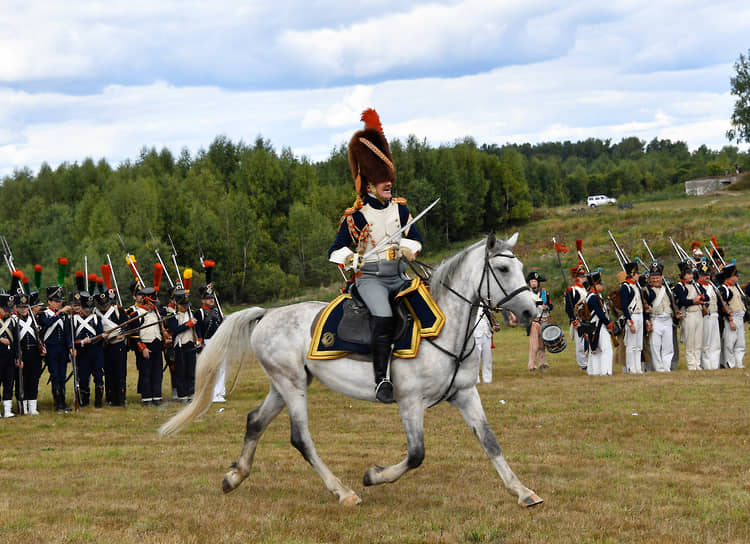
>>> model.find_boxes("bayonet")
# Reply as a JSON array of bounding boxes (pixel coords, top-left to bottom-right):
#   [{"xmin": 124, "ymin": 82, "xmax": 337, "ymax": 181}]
[{"xmin": 150, "ymin": 231, "xmax": 174, "ymax": 289}]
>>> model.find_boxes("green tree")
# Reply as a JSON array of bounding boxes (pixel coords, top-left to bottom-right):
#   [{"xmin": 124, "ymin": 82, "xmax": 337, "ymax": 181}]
[{"xmin": 727, "ymin": 49, "xmax": 750, "ymax": 146}]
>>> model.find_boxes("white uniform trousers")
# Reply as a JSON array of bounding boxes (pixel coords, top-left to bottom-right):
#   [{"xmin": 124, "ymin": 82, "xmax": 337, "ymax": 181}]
[
  {"xmin": 475, "ymin": 335, "xmax": 493, "ymax": 383},
  {"xmin": 571, "ymin": 326, "xmax": 587, "ymax": 370},
  {"xmin": 700, "ymin": 313, "xmax": 721, "ymax": 370},
  {"xmin": 587, "ymin": 331, "xmax": 613, "ymax": 376},
  {"xmin": 722, "ymin": 312, "xmax": 746, "ymax": 369},
  {"xmin": 204, "ymin": 338, "xmax": 227, "ymax": 400},
  {"xmin": 650, "ymin": 315, "xmax": 674, "ymax": 372},
  {"xmin": 682, "ymin": 310, "xmax": 703, "ymax": 370},
  {"xmin": 623, "ymin": 313, "xmax": 643, "ymax": 374}
]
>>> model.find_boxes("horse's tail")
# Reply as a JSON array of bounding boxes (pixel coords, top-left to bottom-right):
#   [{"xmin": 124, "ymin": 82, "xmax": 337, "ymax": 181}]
[{"xmin": 159, "ymin": 306, "xmax": 266, "ymax": 436}]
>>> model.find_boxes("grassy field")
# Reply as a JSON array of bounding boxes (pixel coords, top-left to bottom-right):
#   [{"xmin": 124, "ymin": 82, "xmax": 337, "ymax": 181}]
[
  {"xmin": 1, "ymin": 324, "xmax": 748, "ymax": 544},
  {"xmin": 2, "ymin": 190, "xmax": 750, "ymax": 543}
]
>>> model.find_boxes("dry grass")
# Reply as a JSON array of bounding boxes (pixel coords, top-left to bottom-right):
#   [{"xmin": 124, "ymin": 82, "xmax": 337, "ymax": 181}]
[{"xmin": 1, "ymin": 325, "xmax": 749, "ymax": 544}]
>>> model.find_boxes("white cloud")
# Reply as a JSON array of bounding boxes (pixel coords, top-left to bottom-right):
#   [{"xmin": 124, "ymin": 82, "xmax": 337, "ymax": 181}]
[{"xmin": 0, "ymin": 0, "xmax": 746, "ymax": 177}]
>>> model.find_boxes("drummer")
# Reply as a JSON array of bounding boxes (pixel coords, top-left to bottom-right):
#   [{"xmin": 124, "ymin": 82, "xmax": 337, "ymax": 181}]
[{"xmin": 527, "ymin": 269, "xmax": 553, "ymax": 371}]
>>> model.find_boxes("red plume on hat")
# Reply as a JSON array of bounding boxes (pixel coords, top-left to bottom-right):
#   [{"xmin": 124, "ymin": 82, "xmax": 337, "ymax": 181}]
[
  {"xmin": 101, "ymin": 264, "xmax": 113, "ymax": 290},
  {"xmin": 11, "ymin": 269, "xmax": 24, "ymax": 294},
  {"xmin": 75, "ymin": 270, "xmax": 86, "ymax": 292},
  {"xmin": 203, "ymin": 259, "xmax": 215, "ymax": 286},
  {"xmin": 153, "ymin": 262, "xmax": 164, "ymax": 292},
  {"xmin": 575, "ymin": 238, "xmax": 583, "ymax": 253},
  {"xmin": 348, "ymin": 108, "xmax": 394, "ymax": 198}
]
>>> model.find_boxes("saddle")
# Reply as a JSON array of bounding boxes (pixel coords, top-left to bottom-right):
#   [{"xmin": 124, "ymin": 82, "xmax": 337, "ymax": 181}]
[
  {"xmin": 308, "ymin": 278, "xmax": 445, "ymax": 360},
  {"xmin": 336, "ymin": 283, "xmax": 411, "ymax": 346}
]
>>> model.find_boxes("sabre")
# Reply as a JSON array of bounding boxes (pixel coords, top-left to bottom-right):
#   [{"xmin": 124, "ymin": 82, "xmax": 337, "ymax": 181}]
[{"xmin": 360, "ymin": 197, "xmax": 440, "ymax": 262}]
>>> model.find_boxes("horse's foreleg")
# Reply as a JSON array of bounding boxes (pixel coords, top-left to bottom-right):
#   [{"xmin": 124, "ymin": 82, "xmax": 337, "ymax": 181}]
[
  {"xmin": 450, "ymin": 387, "xmax": 543, "ymax": 508},
  {"xmin": 363, "ymin": 397, "xmax": 425, "ymax": 486},
  {"xmin": 284, "ymin": 388, "xmax": 362, "ymax": 505},
  {"xmin": 222, "ymin": 386, "xmax": 285, "ymax": 493}
]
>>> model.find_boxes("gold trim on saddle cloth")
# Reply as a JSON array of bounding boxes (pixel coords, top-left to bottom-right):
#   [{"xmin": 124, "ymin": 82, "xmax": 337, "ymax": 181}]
[{"xmin": 307, "ymin": 278, "xmax": 446, "ymax": 361}]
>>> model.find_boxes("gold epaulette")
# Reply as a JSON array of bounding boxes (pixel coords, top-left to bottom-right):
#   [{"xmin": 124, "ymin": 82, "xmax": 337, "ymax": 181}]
[{"xmin": 393, "ymin": 197, "xmax": 407, "ymax": 204}]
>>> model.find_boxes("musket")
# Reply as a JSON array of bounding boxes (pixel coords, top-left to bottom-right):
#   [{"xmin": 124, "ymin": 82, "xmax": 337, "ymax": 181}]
[
  {"xmin": 168, "ymin": 234, "xmax": 199, "ymax": 344},
  {"xmin": 1, "ymin": 236, "xmax": 16, "ymax": 274},
  {"xmin": 82, "ymin": 312, "xmax": 147, "ymax": 345},
  {"xmin": 607, "ymin": 230, "xmax": 629, "ymax": 271},
  {"xmin": 84, "ymin": 256, "xmax": 88, "ymax": 285},
  {"xmin": 15, "ymin": 316, "xmax": 25, "ymax": 414},
  {"xmin": 642, "ymin": 239, "xmax": 657, "ymax": 263},
  {"xmin": 150, "ymin": 231, "xmax": 174, "ymax": 289},
  {"xmin": 360, "ymin": 197, "xmax": 440, "ymax": 262},
  {"xmin": 709, "ymin": 237, "xmax": 727, "ymax": 267},
  {"xmin": 196, "ymin": 236, "xmax": 224, "ymax": 319},
  {"xmin": 69, "ymin": 312, "xmax": 80, "ymax": 412},
  {"xmin": 167, "ymin": 234, "xmax": 184, "ymax": 288},
  {"xmin": 106, "ymin": 254, "xmax": 124, "ymax": 307},
  {"xmin": 117, "ymin": 234, "xmax": 145, "ymax": 289}
]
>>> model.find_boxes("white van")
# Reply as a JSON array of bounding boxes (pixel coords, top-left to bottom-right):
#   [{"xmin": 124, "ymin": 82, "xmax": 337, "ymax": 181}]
[{"xmin": 587, "ymin": 195, "xmax": 617, "ymax": 207}]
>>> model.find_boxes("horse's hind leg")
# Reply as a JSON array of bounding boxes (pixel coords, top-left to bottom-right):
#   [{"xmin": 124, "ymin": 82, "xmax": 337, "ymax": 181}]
[
  {"xmin": 450, "ymin": 387, "xmax": 543, "ymax": 508},
  {"xmin": 222, "ymin": 385, "xmax": 285, "ymax": 493},
  {"xmin": 363, "ymin": 396, "xmax": 425, "ymax": 486}
]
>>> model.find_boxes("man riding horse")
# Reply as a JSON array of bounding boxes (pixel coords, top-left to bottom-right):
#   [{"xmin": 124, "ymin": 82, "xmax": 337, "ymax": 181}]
[{"xmin": 328, "ymin": 109, "xmax": 423, "ymax": 404}]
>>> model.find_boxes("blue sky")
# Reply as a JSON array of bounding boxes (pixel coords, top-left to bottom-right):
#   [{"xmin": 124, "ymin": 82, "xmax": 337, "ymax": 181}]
[{"xmin": 1, "ymin": 0, "xmax": 748, "ymax": 177}]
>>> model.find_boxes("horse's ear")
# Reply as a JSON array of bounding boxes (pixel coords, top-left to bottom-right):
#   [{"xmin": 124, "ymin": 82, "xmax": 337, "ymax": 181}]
[
  {"xmin": 486, "ymin": 233, "xmax": 497, "ymax": 251},
  {"xmin": 507, "ymin": 232, "xmax": 519, "ymax": 248}
]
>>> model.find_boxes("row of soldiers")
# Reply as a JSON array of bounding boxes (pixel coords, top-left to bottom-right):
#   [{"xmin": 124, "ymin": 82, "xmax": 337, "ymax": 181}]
[
  {"xmin": 564, "ymin": 239, "xmax": 748, "ymax": 375},
  {"xmin": 0, "ymin": 257, "xmax": 224, "ymax": 417}
]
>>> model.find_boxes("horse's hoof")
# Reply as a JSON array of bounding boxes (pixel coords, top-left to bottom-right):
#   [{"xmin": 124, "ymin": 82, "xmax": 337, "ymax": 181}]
[
  {"xmin": 363, "ymin": 465, "xmax": 385, "ymax": 487},
  {"xmin": 340, "ymin": 494, "xmax": 362, "ymax": 506},
  {"xmin": 222, "ymin": 476, "xmax": 237, "ymax": 494},
  {"xmin": 520, "ymin": 493, "xmax": 543, "ymax": 507}
]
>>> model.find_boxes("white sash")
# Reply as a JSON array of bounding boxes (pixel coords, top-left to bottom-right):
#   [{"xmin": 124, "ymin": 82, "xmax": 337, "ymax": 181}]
[{"xmin": 18, "ymin": 315, "xmax": 36, "ymax": 341}]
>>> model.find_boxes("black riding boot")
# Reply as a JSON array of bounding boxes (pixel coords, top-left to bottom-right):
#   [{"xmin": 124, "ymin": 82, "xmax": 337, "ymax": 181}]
[
  {"xmin": 95, "ymin": 386, "xmax": 104, "ymax": 408},
  {"xmin": 80, "ymin": 389, "xmax": 90, "ymax": 407},
  {"xmin": 371, "ymin": 316, "xmax": 395, "ymax": 404}
]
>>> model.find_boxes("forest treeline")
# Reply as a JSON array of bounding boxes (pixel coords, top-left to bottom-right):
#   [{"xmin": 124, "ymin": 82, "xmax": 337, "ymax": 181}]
[{"xmin": 0, "ymin": 134, "xmax": 747, "ymax": 303}]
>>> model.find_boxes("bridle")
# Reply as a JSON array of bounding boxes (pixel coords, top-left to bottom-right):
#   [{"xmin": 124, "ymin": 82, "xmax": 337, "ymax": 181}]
[{"xmin": 425, "ymin": 245, "xmax": 530, "ymax": 406}]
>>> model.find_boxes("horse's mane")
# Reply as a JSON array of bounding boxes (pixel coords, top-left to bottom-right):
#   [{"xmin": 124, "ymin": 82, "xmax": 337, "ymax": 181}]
[{"xmin": 429, "ymin": 238, "xmax": 486, "ymax": 301}]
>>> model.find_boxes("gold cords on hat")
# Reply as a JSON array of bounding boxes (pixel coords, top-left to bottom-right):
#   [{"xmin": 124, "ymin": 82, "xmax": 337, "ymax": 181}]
[{"xmin": 358, "ymin": 137, "xmax": 394, "ymax": 171}]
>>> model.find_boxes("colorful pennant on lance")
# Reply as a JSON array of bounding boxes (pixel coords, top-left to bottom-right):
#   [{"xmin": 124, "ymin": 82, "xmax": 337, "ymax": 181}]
[{"xmin": 554, "ymin": 241, "xmax": 569, "ymax": 253}]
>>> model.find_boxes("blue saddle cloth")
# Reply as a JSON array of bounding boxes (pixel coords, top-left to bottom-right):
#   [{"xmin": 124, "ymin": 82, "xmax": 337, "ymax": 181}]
[{"xmin": 308, "ymin": 278, "xmax": 445, "ymax": 360}]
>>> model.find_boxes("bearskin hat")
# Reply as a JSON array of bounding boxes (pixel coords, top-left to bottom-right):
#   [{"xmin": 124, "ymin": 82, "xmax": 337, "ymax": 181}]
[{"xmin": 348, "ymin": 108, "xmax": 395, "ymax": 197}]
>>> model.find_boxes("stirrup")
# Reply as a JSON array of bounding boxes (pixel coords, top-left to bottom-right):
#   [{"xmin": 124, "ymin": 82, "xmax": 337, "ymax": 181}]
[{"xmin": 374, "ymin": 379, "xmax": 395, "ymax": 404}]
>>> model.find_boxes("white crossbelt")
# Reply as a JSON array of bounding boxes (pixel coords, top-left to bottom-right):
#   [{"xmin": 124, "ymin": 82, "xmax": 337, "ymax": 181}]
[
  {"xmin": 18, "ymin": 316, "xmax": 36, "ymax": 340},
  {"xmin": 43, "ymin": 309, "xmax": 65, "ymax": 341},
  {"xmin": 75, "ymin": 314, "xmax": 98, "ymax": 337},
  {"xmin": 0, "ymin": 318, "xmax": 15, "ymax": 340}
]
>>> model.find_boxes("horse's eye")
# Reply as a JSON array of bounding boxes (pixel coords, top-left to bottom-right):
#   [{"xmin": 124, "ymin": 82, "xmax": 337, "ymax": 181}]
[{"xmin": 498, "ymin": 266, "xmax": 509, "ymax": 274}]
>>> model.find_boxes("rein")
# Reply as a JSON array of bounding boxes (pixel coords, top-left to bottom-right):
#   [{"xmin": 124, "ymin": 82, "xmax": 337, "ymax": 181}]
[{"xmin": 426, "ymin": 248, "xmax": 530, "ymax": 407}]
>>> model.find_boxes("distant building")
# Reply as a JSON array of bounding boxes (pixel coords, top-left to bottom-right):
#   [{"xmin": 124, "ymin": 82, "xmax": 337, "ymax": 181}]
[{"xmin": 684, "ymin": 175, "xmax": 737, "ymax": 196}]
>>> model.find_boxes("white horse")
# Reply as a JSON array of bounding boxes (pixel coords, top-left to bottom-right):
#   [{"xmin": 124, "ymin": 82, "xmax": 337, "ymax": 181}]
[{"xmin": 160, "ymin": 233, "xmax": 543, "ymax": 507}]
